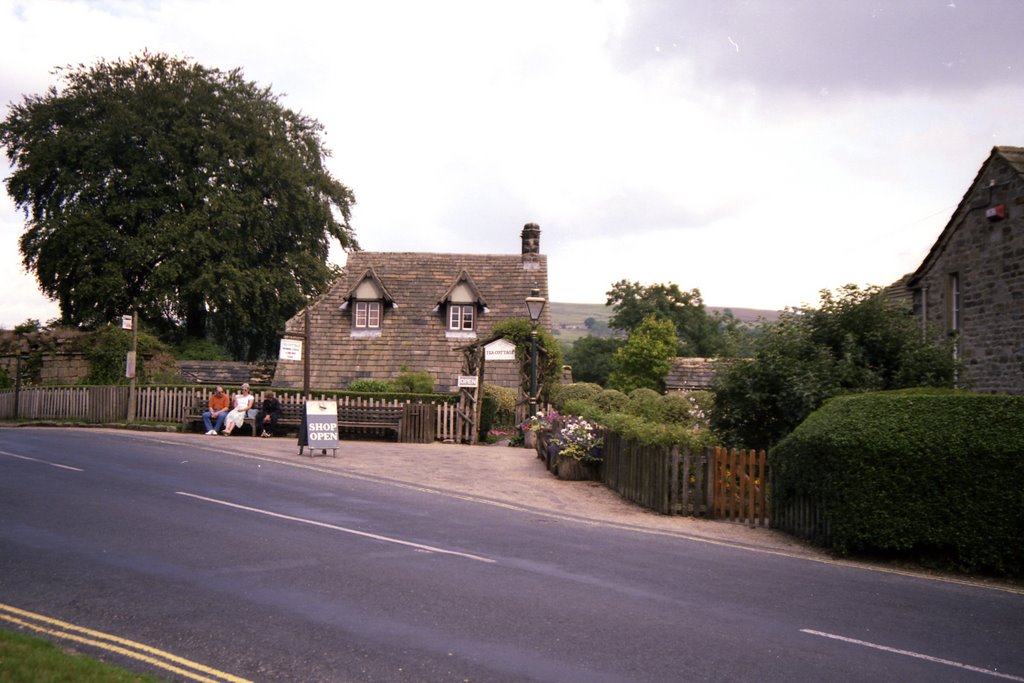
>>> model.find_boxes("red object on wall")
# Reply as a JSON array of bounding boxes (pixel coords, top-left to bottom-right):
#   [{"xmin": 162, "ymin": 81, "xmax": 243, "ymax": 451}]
[{"xmin": 985, "ymin": 204, "xmax": 1006, "ymax": 221}]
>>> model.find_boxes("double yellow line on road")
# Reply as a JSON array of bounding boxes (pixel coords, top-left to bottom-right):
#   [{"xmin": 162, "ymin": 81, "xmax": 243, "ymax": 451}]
[{"xmin": 0, "ymin": 603, "xmax": 250, "ymax": 683}]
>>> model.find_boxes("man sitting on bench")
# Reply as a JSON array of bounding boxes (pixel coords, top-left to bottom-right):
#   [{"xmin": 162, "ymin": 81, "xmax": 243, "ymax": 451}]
[
  {"xmin": 255, "ymin": 390, "xmax": 283, "ymax": 438},
  {"xmin": 202, "ymin": 386, "xmax": 230, "ymax": 435}
]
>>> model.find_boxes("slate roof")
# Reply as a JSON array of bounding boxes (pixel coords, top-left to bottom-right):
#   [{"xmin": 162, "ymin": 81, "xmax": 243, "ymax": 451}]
[
  {"xmin": 275, "ymin": 248, "xmax": 549, "ymax": 392},
  {"xmin": 665, "ymin": 357, "xmax": 728, "ymax": 393},
  {"xmin": 177, "ymin": 360, "xmax": 273, "ymax": 386}
]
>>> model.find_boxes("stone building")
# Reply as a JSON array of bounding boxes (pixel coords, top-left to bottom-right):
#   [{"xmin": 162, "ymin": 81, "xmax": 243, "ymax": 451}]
[
  {"xmin": 273, "ymin": 224, "xmax": 551, "ymax": 392},
  {"xmin": 904, "ymin": 146, "xmax": 1024, "ymax": 394}
]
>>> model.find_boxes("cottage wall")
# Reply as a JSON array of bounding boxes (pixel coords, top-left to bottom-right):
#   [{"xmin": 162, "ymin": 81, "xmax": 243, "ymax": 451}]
[
  {"xmin": 912, "ymin": 152, "xmax": 1024, "ymax": 394},
  {"xmin": 274, "ymin": 229, "xmax": 550, "ymax": 393}
]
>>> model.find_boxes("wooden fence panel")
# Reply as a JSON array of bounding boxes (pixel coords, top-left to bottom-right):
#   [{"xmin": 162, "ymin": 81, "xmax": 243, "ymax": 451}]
[
  {"xmin": 710, "ymin": 446, "xmax": 769, "ymax": 527},
  {"xmin": 401, "ymin": 403, "xmax": 435, "ymax": 443},
  {"xmin": 88, "ymin": 386, "xmax": 127, "ymax": 423}
]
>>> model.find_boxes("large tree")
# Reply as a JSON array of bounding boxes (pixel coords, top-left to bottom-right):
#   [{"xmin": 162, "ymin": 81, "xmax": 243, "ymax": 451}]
[
  {"xmin": 605, "ymin": 280, "xmax": 745, "ymax": 357},
  {"xmin": 0, "ymin": 52, "xmax": 356, "ymax": 359}
]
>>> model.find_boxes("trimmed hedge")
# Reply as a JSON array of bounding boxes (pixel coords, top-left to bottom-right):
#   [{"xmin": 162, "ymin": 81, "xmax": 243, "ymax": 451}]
[{"xmin": 771, "ymin": 390, "xmax": 1024, "ymax": 576}]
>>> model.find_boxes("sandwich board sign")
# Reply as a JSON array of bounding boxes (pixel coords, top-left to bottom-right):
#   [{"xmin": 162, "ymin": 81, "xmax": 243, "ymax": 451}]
[{"xmin": 298, "ymin": 399, "xmax": 338, "ymax": 456}]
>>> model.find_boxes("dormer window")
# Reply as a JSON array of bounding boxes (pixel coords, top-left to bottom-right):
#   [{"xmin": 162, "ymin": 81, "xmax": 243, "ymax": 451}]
[
  {"xmin": 448, "ymin": 304, "xmax": 475, "ymax": 331},
  {"xmin": 437, "ymin": 269, "xmax": 487, "ymax": 339},
  {"xmin": 341, "ymin": 268, "xmax": 395, "ymax": 338}
]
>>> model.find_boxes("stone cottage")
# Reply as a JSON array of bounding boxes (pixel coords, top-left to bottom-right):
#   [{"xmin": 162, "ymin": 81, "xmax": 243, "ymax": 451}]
[
  {"xmin": 273, "ymin": 224, "xmax": 551, "ymax": 392},
  {"xmin": 904, "ymin": 146, "xmax": 1024, "ymax": 394}
]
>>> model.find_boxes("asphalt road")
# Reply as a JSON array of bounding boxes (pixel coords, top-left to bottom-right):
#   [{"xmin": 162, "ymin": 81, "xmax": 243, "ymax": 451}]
[{"xmin": 1, "ymin": 428, "xmax": 1022, "ymax": 682}]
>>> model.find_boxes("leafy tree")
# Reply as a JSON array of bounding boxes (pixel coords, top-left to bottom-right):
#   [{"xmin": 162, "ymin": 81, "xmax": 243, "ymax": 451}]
[
  {"xmin": 564, "ymin": 335, "xmax": 622, "ymax": 386},
  {"xmin": 608, "ymin": 315, "xmax": 678, "ymax": 393},
  {"xmin": 709, "ymin": 284, "xmax": 956, "ymax": 449},
  {"xmin": 0, "ymin": 52, "xmax": 356, "ymax": 360},
  {"xmin": 605, "ymin": 280, "xmax": 745, "ymax": 356},
  {"xmin": 12, "ymin": 319, "xmax": 42, "ymax": 334}
]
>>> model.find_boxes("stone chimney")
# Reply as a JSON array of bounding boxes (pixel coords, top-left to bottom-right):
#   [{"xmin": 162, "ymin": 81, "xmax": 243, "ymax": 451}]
[{"xmin": 521, "ymin": 223, "xmax": 541, "ymax": 255}]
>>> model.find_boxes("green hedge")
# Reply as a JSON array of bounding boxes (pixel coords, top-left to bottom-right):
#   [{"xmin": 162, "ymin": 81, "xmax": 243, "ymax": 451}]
[{"xmin": 771, "ymin": 390, "xmax": 1024, "ymax": 576}]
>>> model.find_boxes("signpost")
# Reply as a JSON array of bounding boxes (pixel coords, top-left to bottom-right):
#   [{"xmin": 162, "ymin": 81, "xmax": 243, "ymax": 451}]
[
  {"xmin": 279, "ymin": 338, "xmax": 303, "ymax": 361},
  {"xmin": 298, "ymin": 399, "xmax": 338, "ymax": 457},
  {"xmin": 125, "ymin": 311, "xmax": 138, "ymax": 422},
  {"xmin": 457, "ymin": 375, "xmax": 479, "ymax": 388}
]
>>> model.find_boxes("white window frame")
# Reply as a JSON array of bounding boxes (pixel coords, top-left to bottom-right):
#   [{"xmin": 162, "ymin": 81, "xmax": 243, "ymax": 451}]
[
  {"xmin": 448, "ymin": 303, "xmax": 475, "ymax": 331},
  {"xmin": 355, "ymin": 301, "xmax": 381, "ymax": 329}
]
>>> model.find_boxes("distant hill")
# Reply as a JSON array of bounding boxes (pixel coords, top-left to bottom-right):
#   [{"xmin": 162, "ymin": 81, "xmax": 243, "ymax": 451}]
[{"xmin": 548, "ymin": 302, "xmax": 780, "ymax": 343}]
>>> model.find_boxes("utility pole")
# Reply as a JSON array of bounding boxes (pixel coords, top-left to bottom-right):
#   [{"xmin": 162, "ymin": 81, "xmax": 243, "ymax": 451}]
[
  {"xmin": 126, "ymin": 310, "xmax": 138, "ymax": 422},
  {"xmin": 303, "ymin": 306, "xmax": 311, "ymax": 398}
]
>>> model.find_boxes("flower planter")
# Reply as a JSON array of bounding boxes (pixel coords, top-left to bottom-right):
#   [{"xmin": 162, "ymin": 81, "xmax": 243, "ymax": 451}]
[{"xmin": 555, "ymin": 454, "xmax": 600, "ymax": 481}]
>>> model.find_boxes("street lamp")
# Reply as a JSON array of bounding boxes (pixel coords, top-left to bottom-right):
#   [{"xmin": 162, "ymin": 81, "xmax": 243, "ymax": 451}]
[{"xmin": 525, "ymin": 287, "xmax": 546, "ymax": 419}]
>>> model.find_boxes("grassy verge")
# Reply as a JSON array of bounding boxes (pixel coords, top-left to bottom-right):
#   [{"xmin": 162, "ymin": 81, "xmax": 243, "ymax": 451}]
[{"xmin": 0, "ymin": 629, "xmax": 165, "ymax": 681}]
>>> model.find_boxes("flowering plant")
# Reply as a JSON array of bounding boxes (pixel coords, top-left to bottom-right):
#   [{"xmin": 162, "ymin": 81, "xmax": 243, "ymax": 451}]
[
  {"xmin": 551, "ymin": 415, "xmax": 602, "ymax": 462},
  {"xmin": 521, "ymin": 409, "xmax": 561, "ymax": 433}
]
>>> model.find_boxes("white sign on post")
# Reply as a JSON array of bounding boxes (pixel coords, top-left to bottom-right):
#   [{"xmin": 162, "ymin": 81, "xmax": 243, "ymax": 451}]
[
  {"xmin": 279, "ymin": 338, "xmax": 303, "ymax": 361},
  {"xmin": 458, "ymin": 375, "xmax": 479, "ymax": 388},
  {"xmin": 484, "ymin": 338, "xmax": 516, "ymax": 361},
  {"xmin": 121, "ymin": 315, "xmax": 133, "ymax": 330}
]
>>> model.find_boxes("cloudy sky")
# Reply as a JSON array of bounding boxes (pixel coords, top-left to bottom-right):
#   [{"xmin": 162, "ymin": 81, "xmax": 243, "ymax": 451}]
[{"xmin": 2, "ymin": 0, "xmax": 1024, "ymax": 327}]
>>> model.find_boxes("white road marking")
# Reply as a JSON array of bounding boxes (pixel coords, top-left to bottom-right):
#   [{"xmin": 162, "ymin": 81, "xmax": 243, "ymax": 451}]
[
  {"xmin": 0, "ymin": 450, "xmax": 83, "ymax": 471},
  {"xmin": 801, "ymin": 629, "xmax": 1024, "ymax": 681},
  {"xmin": 176, "ymin": 491, "xmax": 495, "ymax": 564}
]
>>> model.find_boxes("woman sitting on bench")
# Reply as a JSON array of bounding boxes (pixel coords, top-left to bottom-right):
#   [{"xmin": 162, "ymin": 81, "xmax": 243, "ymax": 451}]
[{"xmin": 222, "ymin": 384, "xmax": 255, "ymax": 436}]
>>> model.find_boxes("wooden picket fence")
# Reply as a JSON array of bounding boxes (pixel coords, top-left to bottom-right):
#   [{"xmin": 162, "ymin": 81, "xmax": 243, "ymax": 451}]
[
  {"xmin": 0, "ymin": 385, "xmax": 467, "ymax": 443},
  {"xmin": 598, "ymin": 433, "xmax": 770, "ymax": 527}
]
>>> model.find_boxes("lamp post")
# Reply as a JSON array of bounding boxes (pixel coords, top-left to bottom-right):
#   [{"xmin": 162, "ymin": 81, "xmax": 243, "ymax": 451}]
[{"xmin": 525, "ymin": 287, "xmax": 546, "ymax": 420}]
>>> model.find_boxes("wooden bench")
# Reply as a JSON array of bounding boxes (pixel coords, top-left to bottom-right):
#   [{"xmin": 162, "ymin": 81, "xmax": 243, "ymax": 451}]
[
  {"xmin": 337, "ymin": 404, "xmax": 405, "ymax": 440},
  {"xmin": 182, "ymin": 395, "xmax": 303, "ymax": 436},
  {"xmin": 185, "ymin": 396, "xmax": 412, "ymax": 441}
]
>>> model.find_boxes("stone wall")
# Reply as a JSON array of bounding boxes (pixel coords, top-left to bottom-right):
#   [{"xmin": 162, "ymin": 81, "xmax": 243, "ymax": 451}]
[
  {"xmin": 912, "ymin": 153, "xmax": 1024, "ymax": 394},
  {"xmin": 40, "ymin": 352, "xmax": 90, "ymax": 384}
]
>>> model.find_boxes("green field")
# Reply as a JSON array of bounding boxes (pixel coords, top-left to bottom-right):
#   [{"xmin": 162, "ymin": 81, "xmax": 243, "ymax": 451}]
[{"xmin": 548, "ymin": 301, "xmax": 779, "ymax": 343}]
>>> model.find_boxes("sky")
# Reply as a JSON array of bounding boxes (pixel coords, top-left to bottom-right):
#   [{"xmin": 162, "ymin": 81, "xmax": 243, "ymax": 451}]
[{"xmin": 2, "ymin": 0, "xmax": 1024, "ymax": 328}]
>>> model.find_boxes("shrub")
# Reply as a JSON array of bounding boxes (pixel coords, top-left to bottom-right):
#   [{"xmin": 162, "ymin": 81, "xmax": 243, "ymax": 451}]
[
  {"xmin": 625, "ymin": 388, "xmax": 665, "ymax": 422},
  {"xmin": 347, "ymin": 379, "xmax": 392, "ymax": 393},
  {"xmin": 771, "ymin": 390, "xmax": 1024, "ymax": 576},
  {"xmin": 560, "ymin": 399, "xmax": 604, "ymax": 423},
  {"xmin": 551, "ymin": 382, "xmax": 602, "ymax": 410},
  {"xmin": 658, "ymin": 393, "xmax": 693, "ymax": 425},
  {"xmin": 478, "ymin": 395, "xmax": 497, "ymax": 441},
  {"xmin": 392, "ymin": 367, "xmax": 434, "ymax": 394},
  {"xmin": 484, "ymin": 384, "xmax": 517, "ymax": 428},
  {"xmin": 593, "ymin": 389, "xmax": 629, "ymax": 413},
  {"xmin": 81, "ymin": 324, "xmax": 174, "ymax": 385}
]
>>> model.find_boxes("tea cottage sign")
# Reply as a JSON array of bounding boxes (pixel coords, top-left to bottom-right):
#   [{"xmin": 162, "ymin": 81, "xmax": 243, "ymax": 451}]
[{"xmin": 484, "ymin": 338, "xmax": 516, "ymax": 361}]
